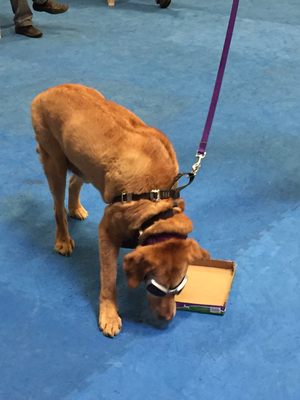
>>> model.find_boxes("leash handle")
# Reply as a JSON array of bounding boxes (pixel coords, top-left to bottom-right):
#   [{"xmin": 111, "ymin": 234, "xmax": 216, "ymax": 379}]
[{"xmin": 197, "ymin": 0, "xmax": 240, "ymax": 156}]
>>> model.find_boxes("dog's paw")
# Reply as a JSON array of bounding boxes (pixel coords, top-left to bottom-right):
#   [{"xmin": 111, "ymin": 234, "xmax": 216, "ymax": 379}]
[
  {"xmin": 54, "ymin": 237, "xmax": 75, "ymax": 256},
  {"xmin": 99, "ymin": 309, "xmax": 122, "ymax": 337},
  {"xmin": 69, "ymin": 205, "xmax": 88, "ymax": 220}
]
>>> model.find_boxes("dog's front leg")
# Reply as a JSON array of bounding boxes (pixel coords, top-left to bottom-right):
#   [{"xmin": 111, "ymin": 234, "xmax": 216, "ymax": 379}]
[{"xmin": 98, "ymin": 217, "xmax": 122, "ymax": 337}]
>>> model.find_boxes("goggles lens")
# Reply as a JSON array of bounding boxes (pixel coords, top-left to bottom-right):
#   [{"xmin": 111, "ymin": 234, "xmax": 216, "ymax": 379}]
[
  {"xmin": 146, "ymin": 276, "xmax": 187, "ymax": 297},
  {"xmin": 146, "ymin": 283, "xmax": 167, "ymax": 297}
]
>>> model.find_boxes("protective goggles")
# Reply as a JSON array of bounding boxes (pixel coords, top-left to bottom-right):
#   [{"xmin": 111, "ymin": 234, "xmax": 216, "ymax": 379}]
[{"xmin": 145, "ymin": 276, "xmax": 188, "ymax": 297}]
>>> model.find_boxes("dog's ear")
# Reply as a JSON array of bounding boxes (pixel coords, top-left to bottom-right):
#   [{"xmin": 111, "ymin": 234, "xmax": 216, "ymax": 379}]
[
  {"xmin": 123, "ymin": 249, "xmax": 151, "ymax": 288},
  {"xmin": 186, "ymin": 239, "xmax": 210, "ymax": 265}
]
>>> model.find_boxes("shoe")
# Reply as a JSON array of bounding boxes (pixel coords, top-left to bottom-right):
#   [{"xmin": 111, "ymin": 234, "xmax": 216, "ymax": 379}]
[
  {"xmin": 15, "ymin": 25, "xmax": 43, "ymax": 38},
  {"xmin": 156, "ymin": 0, "xmax": 171, "ymax": 8},
  {"xmin": 33, "ymin": 0, "xmax": 69, "ymax": 14}
]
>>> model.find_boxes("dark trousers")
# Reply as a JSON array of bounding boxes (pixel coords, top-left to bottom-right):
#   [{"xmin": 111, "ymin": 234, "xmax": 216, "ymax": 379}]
[{"xmin": 10, "ymin": 0, "xmax": 46, "ymax": 27}]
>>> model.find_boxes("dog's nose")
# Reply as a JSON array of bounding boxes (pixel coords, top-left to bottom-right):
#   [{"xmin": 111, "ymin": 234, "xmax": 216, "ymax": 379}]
[
  {"xmin": 158, "ymin": 312, "xmax": 174, "ymax": 321},
  {"xmin": 165, "ymin": 314, "xmax": 173, "ymax": 321},
  {"xmin": 157, "ymin": 303, "xmax": 177, "ymax": 321}
]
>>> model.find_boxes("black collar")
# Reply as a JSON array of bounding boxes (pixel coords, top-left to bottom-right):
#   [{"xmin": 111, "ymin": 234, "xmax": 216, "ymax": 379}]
[
  {"xmin": 121, "ymin": 209, "xmax": 176, "ymax": 249},
  {"xmin": 140, "ymin": 208, "xmax": 174, "ymax": 232},
  {"xmin": 140, "ymin": 232, "xmax": 187, "ymax": 247}
]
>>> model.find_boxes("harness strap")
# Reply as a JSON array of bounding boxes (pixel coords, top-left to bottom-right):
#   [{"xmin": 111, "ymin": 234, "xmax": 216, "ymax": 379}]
[
  {"xmin": 112, "ymin": 173, "xmax": 195, "ymax": 205},
  {"xmin": 111, "ymin": 188, "xmax": 180, "ymax": 204},
  {"xmin": 171, "ymin": 172, "xmax": 195, "ymax": 190}
]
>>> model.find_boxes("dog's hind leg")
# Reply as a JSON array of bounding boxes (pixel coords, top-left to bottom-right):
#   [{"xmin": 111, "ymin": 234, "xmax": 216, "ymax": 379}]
[
  {"xmin": 38, "ymin": 146, "xmax": 74, "ymax": 256},
  {"xmin": 68, "ymin": 174, "xmax": 88, "ymax": 220}
]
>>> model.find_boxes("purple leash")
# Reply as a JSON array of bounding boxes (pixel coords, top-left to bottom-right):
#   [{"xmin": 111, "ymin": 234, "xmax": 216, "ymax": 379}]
[
  {"xmin": 115, "ymin": 1, "xmax": 240, "ymax": 201},
  {"xmin": 191, "ymin": 0, "xmax": 240, "ymax": 176}
]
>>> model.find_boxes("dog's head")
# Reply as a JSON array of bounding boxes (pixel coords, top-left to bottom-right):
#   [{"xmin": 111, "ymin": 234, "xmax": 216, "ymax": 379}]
[{"xmin": 123, "ymin": 238, "xmax": 210, "ymax": 321}]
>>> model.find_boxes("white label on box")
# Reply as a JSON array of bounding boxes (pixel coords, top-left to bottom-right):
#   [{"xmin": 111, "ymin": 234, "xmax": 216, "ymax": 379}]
[{"xmin": 210, "ymin": 307, "xmax": 222, "ymax": 314}]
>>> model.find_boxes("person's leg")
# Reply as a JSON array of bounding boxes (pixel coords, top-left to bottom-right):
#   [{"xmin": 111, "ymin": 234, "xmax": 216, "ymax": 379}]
[
  {"xmin": 32, "ymin": 0, "xmax": 69, "ymax": 14},
  {"xmin": 10, "ymin": 0, "xmax": 33, "ymax": 27},
  {"xmin": 10, "ymin": 0, "xmax": 43, "ymax": 37}
]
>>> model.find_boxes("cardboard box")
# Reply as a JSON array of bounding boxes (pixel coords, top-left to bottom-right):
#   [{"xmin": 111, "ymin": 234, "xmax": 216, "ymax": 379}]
[{"xmin": 175, "ymin": 259, "xmax": 236, "ymax": 315}]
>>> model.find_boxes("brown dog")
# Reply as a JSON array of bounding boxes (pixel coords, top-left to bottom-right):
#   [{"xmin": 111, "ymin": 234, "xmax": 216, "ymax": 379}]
[{"xmin": 31, "ymin": 83, "xmax": 210, "ymax": 337}]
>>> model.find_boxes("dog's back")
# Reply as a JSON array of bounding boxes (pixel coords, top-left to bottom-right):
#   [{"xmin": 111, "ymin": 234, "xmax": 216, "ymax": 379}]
[{"xmin": 32, "ymin": 83, "xmax": 178, "ymax": 202}]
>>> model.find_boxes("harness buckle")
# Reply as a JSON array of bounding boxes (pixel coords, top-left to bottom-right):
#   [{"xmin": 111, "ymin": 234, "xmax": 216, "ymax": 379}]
[
  {"xmin": 191, "ymin": 153, "xmax": 206, "ymax": 176},
  {"xmin": 121, "ymin": 193, "xmax": 132, "ymax": 203},
  {"xmin": 149, "ymin": 189, "xmax": 160, "ymax": 201}
]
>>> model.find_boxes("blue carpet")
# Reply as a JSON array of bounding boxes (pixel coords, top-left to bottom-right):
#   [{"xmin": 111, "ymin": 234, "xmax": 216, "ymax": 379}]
[{"xmin": 0, "ymin": 1, "xmax": 299, "ymax": 399}]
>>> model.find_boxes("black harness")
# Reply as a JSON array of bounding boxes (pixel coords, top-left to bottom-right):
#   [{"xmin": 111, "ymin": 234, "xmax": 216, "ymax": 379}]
[
  {"xmin": 113, "ymin": 188, "xmax": 180, "ymax": 204},
  {"xmin": 114, "ymin": 174, "xmax": 194, "ymax": 249},
  {"xmin": 112, "ymin": 172, "xmax": 195, "ymax": 205}
]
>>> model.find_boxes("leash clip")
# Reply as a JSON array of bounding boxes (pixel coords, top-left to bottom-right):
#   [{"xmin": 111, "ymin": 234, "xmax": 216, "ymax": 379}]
[{"xmin": 191, "ymin": 153, "xmax": 206, "ymax": 176}]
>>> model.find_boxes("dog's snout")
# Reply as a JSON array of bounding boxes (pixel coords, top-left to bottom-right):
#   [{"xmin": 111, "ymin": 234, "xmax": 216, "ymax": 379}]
[
  {"xmin": 148, "ymin": 291, "xmax": 177, "ymax": 323},
  {"xmin": 159, "ymin": 313, "xmax": 173, "ymax": 321},
  {"xmin": 157, "ymin": 307, "xmax": 176, "ymax": 322}
]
